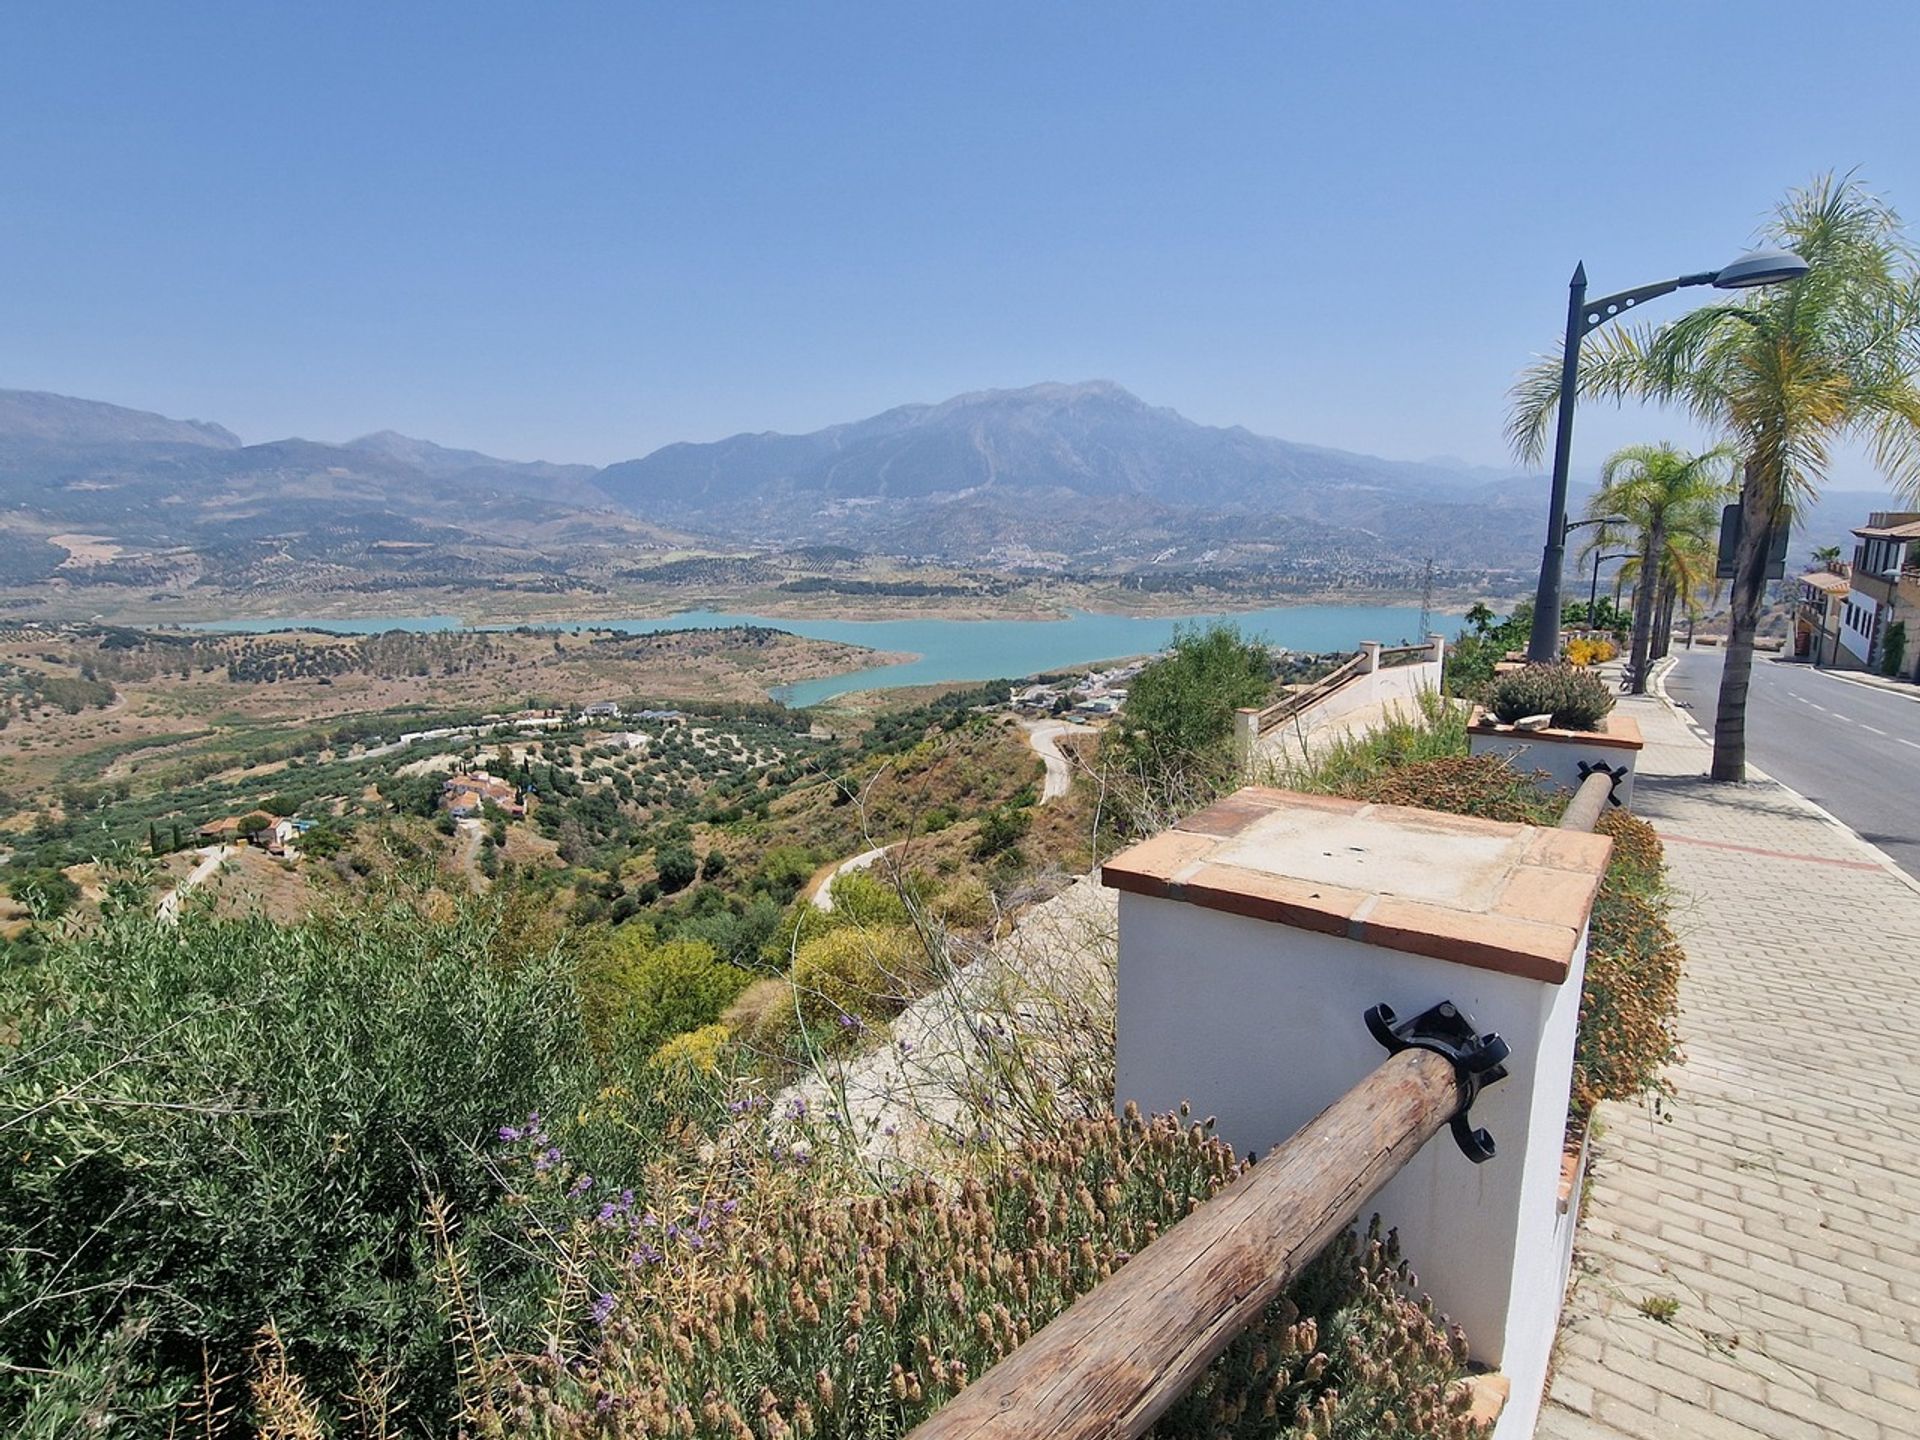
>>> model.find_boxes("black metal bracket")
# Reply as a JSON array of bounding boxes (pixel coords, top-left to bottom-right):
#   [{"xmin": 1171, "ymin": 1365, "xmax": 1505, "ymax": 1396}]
[
  {"xmin": 1576, "ymin": 759, "xmax": 1629, "ymax": 805},
  {"xmin": 1365, "ymin": 1000, "xmax": 1511, "ymax": 1164}
]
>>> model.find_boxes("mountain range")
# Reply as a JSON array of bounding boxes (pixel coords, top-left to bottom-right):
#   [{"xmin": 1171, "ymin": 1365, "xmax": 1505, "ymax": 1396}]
[{"xmin": 0, "ymin": 381, "xmax": 1894, "ymax": 595}]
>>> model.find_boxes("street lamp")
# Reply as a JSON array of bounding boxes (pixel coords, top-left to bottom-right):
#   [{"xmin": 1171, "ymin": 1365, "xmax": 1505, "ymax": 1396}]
[
  {"xmin": 1524, "ymin": 248, "xmax": 1810, "ymax": 663},
  {"xmin": 1586, "ymin": 550, "xmax": 1634, "ymax": 633}
]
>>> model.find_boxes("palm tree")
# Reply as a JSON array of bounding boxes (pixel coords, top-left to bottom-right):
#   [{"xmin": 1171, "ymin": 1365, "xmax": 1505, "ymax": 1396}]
[
  {"xmin": 1810, "ymin": 543, "xmax": 1844, "ymax": 573},
  {"xmin": 1583, "ymin": 444, "xmax": 1734, "ymax": 692},
  {"xmin": 1510, "ymin": 174, "xmax": 1920, "ymax": 780}
]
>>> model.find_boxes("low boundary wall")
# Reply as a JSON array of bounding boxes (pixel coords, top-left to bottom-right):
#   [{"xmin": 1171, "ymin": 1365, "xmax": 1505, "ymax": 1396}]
[{"xmin": 1234, "ymin": 635, "xmax": 1446, "ymax": 770}]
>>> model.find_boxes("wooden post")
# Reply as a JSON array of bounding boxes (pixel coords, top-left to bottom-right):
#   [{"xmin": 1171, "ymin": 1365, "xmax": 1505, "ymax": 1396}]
[
  {"xmin": 1556, "ymin": 768, "xmax": 1616, "ymax": 837},
  {"xmin": 904, "ymin": 1047, "xmax": 1462, "ymax": 1440}
]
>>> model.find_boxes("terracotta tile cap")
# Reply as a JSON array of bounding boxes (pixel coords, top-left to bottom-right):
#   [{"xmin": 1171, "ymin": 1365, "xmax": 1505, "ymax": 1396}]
[
  {"xmin": 1466, "ymin": 706, "xmax": 1644, "ymax": 751},
  {"xmin": 1360, "ymin": 897, "xmax": 1579, "ymax": 983},
  {"xmin": 1178, "ymin": 862, "xmax": 1368, "ymax": 936},
  {"xmin": 1102, "ymin": 785, "xmax": 1611, "ymax": 983}
]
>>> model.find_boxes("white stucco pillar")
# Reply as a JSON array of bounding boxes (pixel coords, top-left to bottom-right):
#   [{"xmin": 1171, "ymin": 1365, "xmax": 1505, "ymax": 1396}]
[{"xmin": 1102, "ymin": 786, "xmax": 1611, "ymax": 1440}]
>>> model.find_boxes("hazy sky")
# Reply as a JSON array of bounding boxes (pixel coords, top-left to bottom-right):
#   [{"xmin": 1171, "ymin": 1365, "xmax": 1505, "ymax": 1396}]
[{"xmin": 3, "ymin": 2, "xmax": 1916, "ymax": 480}]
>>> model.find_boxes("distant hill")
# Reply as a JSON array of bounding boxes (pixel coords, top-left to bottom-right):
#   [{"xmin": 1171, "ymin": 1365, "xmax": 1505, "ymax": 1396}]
[
  {"xmin": 345, "ymin": 430, "xmax": 611, "ymax": 507},
  {"xmin": 597, "ymin": 380, "xmax": 1550, "ymax": 572},
  {"xmin": 600, "ymin": 380, "xmax": 1505, "ymax": 516},
  {"xmin": 0, "ymin": 389, "xmax": 669, "ymax": 591},
  {"xmin": 0, "ymin": 388, "xmax": 240, "ymax": 448},
  {"xmin": 35, "ymin": 380, "xmax": 1898, "ymax": 594}
]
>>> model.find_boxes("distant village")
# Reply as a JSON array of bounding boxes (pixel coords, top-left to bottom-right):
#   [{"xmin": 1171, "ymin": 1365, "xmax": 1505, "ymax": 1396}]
[{"xmin": 1007, "ymin": 660, "xmax": 1150, "ymax": 718}]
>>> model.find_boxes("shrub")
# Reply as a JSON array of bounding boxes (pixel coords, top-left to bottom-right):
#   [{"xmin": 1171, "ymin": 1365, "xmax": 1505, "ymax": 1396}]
[
  {"xmin": 972, "ymin": 803, "xmax": 1031, "ymax": 859},
  {"xmin": 1564, "ymin": 636, "xmax": 1618, "ymax": 667},
  {"xmin": 1572, "ymin": 810, "xmax": 1683, "ymax": 1118},
  {"xmin": 791, "ymin": 922, "xmax": 936, "ymax": 1027},
  {"xmin": 465, "ymin": 1111, "xmax": 1481, "ymax": 1439},
  {"xmin": 653, "ymin": 1021, "xmax": 733, "ymax": 1073},
  {"xmin": 1881, "ymin": 619, "xmax": 1907, "ymax": 678},
  {"xmin": 0, "ymin": 897, "xmax": 608, "ymax": 1433},
  {"xmin": 578, "ymin": 931, "xmax": 751, "ymax": 1052},
  {"xmin": 1485, "ymin": 663, "xmax": 1614, "ymax": 730},
  {"xmin": 1113, "ymin": 622, "xmax": 1272, "ymax": 777}
]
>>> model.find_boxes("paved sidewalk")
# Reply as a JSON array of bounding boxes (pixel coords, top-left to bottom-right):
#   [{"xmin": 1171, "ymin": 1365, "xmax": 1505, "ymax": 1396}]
[{"xmin": 1537, "ymin": 692, "xmax": 1920, "ymax": 1439}]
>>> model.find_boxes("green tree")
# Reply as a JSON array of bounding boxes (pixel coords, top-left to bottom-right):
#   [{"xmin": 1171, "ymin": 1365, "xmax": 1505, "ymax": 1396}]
[
  {"xmin": 578, "ymin": 932, "xmax": 748, "ymax": 1051},
  {"xmin": 655, "ymin": 843, "xmax": 699, "ymax": 893},
  {"xmin": 1511, "ymin": 174, "xmax": 1920, "ymax": 780},
  {"xmin": 1581, "ymin": 443, "xmax": 1733, "ymax": 693},
  {"xmin": 1113, "ymin": 622, "xmax": 1271, "ymax": 779}
]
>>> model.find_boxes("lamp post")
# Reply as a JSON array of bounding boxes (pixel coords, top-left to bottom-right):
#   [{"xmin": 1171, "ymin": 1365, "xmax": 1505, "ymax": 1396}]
[
  {"xmin": 1587, "ymin": 550, "xmax": 1634, "ymax": 633},
  {"xmin": 1524, "ymin": 248, "xmax": 1810, "ymax": 663}
]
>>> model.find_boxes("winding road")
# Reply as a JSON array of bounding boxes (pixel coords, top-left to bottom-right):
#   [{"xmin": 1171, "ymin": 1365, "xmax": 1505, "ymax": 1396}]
[
  {"xmin": 1022, "ymin": 719, "xmax": 1096, "ymax": 802},
  {"xmin": 155, "ymin": 844, "xmax": 234, "ymax": 924},
  {"xmin": 810, "ymin": 844, "xmax": 892, "ymax": 912}
]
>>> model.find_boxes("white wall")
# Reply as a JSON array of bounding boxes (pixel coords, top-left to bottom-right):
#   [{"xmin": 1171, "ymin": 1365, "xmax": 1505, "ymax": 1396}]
[
  {"xmin": 1839, "ymin": 590, "xmax": 1879, "ymax": 666},
  {"xmin": 1468, "ymin": 726, "xmax": 1640, "ymax": 810},
  {"xmin": 1114, "ymin": 889, "xmax": 1584, "ymax": 1440},
  {"xmin": 1240, "ymin": 636, "xmax": 1446, "ymax": 769}
]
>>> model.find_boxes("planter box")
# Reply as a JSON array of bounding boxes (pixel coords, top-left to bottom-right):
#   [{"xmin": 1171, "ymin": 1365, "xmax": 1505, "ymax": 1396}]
[{"xmin": 1467, "ymin": 708, "xmax": 1644, "ymax": 811}]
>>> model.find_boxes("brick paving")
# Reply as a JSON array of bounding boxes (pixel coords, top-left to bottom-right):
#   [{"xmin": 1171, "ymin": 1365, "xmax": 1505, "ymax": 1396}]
[{"xmin": 1537, "ymin": 688, "xmax": 1920, "ymax": 1439}]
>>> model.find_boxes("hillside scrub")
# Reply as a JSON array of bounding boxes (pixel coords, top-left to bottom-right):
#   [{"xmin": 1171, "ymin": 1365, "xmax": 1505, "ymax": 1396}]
[
  {"xmin": 451, "ymin": 1109, "xmax": 1484, "ymax": 1440},
  {"xmin": 0, "ymin": 885, "xmax": 732, "ymax": 1435}
]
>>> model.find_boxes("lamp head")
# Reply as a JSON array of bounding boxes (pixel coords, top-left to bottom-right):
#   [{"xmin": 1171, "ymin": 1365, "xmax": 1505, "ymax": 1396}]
[{"xmin": 1711, "ymin": 248, "xmax": 1810, "ymax": 290}]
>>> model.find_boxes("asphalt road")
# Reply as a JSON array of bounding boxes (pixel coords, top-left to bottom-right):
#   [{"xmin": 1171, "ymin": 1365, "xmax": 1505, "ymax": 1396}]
[{"xmin": 1665, "ymin": 647, "xmax": 1920, "ymax": 879}]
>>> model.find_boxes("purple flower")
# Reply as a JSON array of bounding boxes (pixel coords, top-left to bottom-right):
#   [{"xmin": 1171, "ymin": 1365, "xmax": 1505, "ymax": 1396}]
[
  {"xmin": 592, "ymin": 1292, "xmax": 617, "ymax": 1325},
  {"xmin": 597, "ymin": 1202, "xmax": 618, "ymax": 1224},
  {"xmin": 497, "ymin": 1124, "xmax": 523, "ymax": 1142},
  {"xmin": 721, "ymin": 1198, "xmax": 738, "ymax": 1214},
  {"xmin": 786, "ymin": 1097, "xmax": 808, "ymax": 1121},
  {"xmin": 569, "ymin": 1173, "xmax": 594, "ymax": 1198},
  {"xmin": 630, "ymin": 1244, "xmax": 662, "ymax": 1267},
  {"xmin": 535, "ymin": 1146, "xmax": 561, "ymax": 1173}
]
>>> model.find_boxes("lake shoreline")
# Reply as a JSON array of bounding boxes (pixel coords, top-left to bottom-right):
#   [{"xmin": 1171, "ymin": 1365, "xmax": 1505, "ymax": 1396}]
[{"xmin": 171, "ymin": 605, "xmax": 1460, "ymax": 707}]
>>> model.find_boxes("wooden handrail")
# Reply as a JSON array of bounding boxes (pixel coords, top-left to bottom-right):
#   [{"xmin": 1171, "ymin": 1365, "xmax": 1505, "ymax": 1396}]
[
  {"xmin": 1376, "ymin": 643, "xmax": 1432, "ymax": 667},
  {"xmin": 904, "ymin": 1047, "xmax": 1463, "ymax": 1440},
  {"xmin": 1246, "ymin": 651, "xmax": 1367, "ymax": 735},
  {"xmin": 1556, "ymin": 768, "xmax": 1617, "ymax": 836}
]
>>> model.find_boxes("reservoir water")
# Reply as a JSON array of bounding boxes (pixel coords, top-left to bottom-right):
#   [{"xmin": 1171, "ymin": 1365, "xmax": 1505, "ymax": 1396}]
[{"xmin": 189, "ymin": 605, "xmax": 1459, "ymax": 706}]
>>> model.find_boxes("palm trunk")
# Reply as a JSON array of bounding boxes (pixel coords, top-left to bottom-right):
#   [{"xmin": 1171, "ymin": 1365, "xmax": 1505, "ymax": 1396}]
[
  {"xmin": 1629, "ymin": 517, "xmax": 1662, "ymax": 695},
  {"xmin": 1653, "ymin": 580, "xmax": 1677, "ymax": 659},
  {"xmin": 1712, "ymin": 458, "xmax": 1776, "ymax": 782}
]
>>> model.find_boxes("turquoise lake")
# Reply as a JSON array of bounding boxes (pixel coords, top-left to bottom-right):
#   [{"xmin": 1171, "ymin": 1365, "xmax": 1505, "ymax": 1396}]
[{"xmin": 189, "ymin": 606, "xmax": 1460, "ymax": 707}]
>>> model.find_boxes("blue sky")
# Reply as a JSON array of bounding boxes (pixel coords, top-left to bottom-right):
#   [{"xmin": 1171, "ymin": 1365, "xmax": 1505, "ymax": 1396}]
[{"xmin": 2, "ymin": 2, "xmax": 1915, "ymax": 480}]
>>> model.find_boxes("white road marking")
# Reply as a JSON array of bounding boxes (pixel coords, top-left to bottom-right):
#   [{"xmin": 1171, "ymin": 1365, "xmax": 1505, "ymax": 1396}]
[
  {"xmin": 1831, "ymin": 714, "xmax": 1853, "ymax": 724},
  {"xmin": 1862, "ymin": 725, "xmax": 1887, "ymax": 736},
  {"xmin": 1900, "ymin": 738, "xmax": 1920, "ymax": 750}
]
